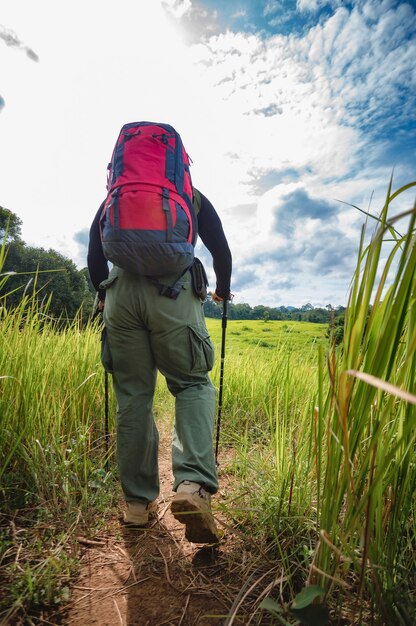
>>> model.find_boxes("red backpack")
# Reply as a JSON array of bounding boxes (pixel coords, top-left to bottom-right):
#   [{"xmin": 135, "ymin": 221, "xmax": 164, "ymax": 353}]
[{"xmin": 100, "ymin": 121, "xmax": 197, "ymax": 277}]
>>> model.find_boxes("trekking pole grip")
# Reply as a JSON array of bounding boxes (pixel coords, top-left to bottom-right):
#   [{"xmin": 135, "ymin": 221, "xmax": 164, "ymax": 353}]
[{"xmin": 215, "ymin": 298, "xmax": 228, "ymax": 463}]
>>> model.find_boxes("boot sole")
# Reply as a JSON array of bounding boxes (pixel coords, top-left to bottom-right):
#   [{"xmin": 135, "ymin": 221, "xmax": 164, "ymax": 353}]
[{"xmin": 171, "ymin": 493, "xmax": 219, "ymax": 544}]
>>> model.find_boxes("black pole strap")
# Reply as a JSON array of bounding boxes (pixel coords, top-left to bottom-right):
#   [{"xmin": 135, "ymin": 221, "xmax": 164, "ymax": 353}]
[{"xmin": 215, "ymin": 298, "xmax": 228, "ymax": 463}]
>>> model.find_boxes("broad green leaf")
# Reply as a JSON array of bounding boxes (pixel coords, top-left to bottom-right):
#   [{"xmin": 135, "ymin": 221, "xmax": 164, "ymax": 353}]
[
  {"xmin": 292, "ymin": 585, "xmax": 326, "ymax": 609},
  {"xmin": 259, "ymin": 598, "xmax": 283, "ymax": 616},
  {"xmin": 260, "ymin": 599, "xmax": 293, "ymax": 626}
]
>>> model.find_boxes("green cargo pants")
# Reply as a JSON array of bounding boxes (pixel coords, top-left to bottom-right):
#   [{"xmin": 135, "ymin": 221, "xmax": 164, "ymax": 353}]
[{"xmin": 100, "ymin": 266, "xmax": 218, "ymax": 505}]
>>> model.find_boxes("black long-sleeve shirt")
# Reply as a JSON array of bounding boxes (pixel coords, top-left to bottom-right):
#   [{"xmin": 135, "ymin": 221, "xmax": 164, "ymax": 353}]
[{"xmin": 87, "ymin": 189, "xmax": 232, "ymax": 300}]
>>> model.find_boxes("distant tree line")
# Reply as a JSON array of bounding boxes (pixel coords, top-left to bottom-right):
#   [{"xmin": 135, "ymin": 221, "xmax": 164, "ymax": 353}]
[
  {"xmin": 203, "ymin": 295, "xmax": 345, "ymax": 325},
  {"xmin": 0, "ymin": 206, "xmax": 94, "ymax": 319}
]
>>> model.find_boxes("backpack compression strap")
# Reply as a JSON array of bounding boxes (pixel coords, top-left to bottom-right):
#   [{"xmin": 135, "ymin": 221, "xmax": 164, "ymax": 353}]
[{"xmin": 150, "ymin": 188, "xmax": 201, "ymax": 299}]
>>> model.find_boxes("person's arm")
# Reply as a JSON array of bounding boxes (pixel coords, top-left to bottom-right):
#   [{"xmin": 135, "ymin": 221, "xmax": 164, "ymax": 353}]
[
  {"xmin": 87, "ymin": 202, "xmax": 109, "ymax": 301},
  {"xmin": 196, "ymin": 191, "xmax": 232, "ymax": 300}
]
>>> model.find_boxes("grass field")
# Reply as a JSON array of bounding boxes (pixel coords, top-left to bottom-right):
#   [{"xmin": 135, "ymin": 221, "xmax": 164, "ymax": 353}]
[
  {"xmin": 1, "ymin": 180, "xmax": 415, "ymax": 624},
  {"xmin": 208, "ymin": 318, "xmax": 327, "ymax": 352}
]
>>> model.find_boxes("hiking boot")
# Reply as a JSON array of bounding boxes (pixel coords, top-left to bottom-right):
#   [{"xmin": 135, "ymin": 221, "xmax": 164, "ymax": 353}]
[
  {"xmin": 123, "ymin": 500, "xmax": 158, "ymax": 526},
  {"xmin": 171, "ymin": 481, "xmax": 219, "ymax": 544}
]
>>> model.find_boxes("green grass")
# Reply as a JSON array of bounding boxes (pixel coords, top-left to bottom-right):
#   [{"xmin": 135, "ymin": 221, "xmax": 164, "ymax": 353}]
[
  {"xmin": 0, "ymin": 303, "xmax": 326, "ymax": 622},
  {"xmin": 219, "ymin": 180, "xmax": 416, "ymax": 625},
  {"xmin": 208, "ymin": 318, "xmax": 327, "ymax": 354},
  {"xmin": 1, "ymin": 178, "xmax": 415, "ymax": 625},
  {"xmin": 310, "ymin": 181, "xmax": 416, "ymax": 624},
  {"xmin": 0, "ymin": 292, "xmax": 119, "ymax": 622}
]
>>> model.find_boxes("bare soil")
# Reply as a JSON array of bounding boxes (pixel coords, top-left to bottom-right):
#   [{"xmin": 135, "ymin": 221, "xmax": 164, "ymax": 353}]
[{"xmin": 64, "ymin": 427, "xmax": 279, "ymax": 626}]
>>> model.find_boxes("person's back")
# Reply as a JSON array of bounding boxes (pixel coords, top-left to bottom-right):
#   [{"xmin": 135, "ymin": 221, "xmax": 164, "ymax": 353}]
[{"xmin": 87, "ymin": 122, "xmax": 232, "ymax": 543}]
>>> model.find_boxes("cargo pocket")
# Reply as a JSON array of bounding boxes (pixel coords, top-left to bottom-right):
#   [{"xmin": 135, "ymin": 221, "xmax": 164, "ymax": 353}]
[
  {"xmin": 101, "ymin": 327, "xmax": 113, "ymax": 374},
  {"xmin": 188, "ymin": 325, "xmax": 215, "ymax": 372}
]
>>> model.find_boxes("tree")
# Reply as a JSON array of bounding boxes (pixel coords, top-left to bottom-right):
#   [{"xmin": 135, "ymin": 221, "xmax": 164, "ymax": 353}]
[
  {"xmin": 301, "ymin": 302, "xmax": 313, "ymax": 311},
  {"xmin": 229, "ymin": 302, "xmax": 252, "ymax": 320},
  {"xmin": 2, "ymin": 242, "xmax": 92, "ymax": 318},
  {"xmin": 202, "ymin": 293, "xmax": 222, "ymax": 318},
  {"xmin": 0, "ymin": 206, "xmax": 23, "ymax": 242},
  {"xmin": 0, "ymin": 208, "xmax": 93, "ymax": 319},
  {"xmin": 253, "ymin": 305, "xmax": 267, "ymax": 320},
  {"xmin": 326, "ymin": 314, "xmax": 345, "ymax": 345},
  {"xmin": 80, "ymin": 267, "xmax": 96, "ymax": 297}
]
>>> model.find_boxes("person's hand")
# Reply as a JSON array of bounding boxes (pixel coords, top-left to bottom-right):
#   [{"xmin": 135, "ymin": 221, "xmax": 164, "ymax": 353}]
[
  {"xmin": 98, "ymin": 299, "xmax": 105, "ymax": 312},
  {"xmin": 212, "ymin": 291, "xmax": 234, "ymax": 303}
]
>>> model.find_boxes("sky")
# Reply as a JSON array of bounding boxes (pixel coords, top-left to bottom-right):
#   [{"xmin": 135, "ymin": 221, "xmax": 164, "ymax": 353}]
[{"xmin": 0, "ymin": 0, "xmax": 415, "ymax": 308}]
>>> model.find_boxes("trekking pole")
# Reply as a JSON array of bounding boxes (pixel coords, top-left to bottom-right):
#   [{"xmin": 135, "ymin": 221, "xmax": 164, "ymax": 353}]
[
  {"xmin": 215, "ymin": 297, "xmax": 228, "ymax": 464},
  {"xmin": 91, "ymin": 292, "xmax": 109, "ymax": 472},
  {"xmin": 104, "ymin": 368, "xmax": 109, "ymax": 471}
]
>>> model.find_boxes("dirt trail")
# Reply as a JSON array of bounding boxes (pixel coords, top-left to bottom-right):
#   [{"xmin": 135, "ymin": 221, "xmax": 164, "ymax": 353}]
[{"xmin": 65, "ymin": 427, "xmax": 277, "ymax": 626}]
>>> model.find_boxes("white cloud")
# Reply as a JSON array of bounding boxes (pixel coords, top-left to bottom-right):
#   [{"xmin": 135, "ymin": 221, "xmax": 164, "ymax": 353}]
[
  {"xmin": 263, "ymin": 1, "xmax": 283, "ymax": 17},
  {"xmin": 296, "ymin": 0, "xmax": 343, "ymax": 13},
  {"xmin": 0, "ymin": 0, "xmax": 414, "ymax": 307},
  {"xmin": 232, "ymin": 10, "xmax": 247, "ymax": 19},
  {"xmin": 302, "ymin": 2, "xmax": 416, "ymax": 131},
  {"xmin": 162, "ymin": 0, "xmax": 192, "ymax": 19},
  {"xmin": 296, "ymin": 0, "xmax": 327, "ymax": 12},
  {"xmin": 188, "ymin": 24, "xmax": 366, "ymax": 193},
  {"xmin": 0, "ymin": 24, "xmax": 39, "ymax": 61}
]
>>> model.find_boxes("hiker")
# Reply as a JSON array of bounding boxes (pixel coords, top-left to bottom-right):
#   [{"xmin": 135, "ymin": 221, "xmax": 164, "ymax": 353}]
[{"xmin": 87, "ymin": 122, "xmax": 232, "ymax": 544}]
